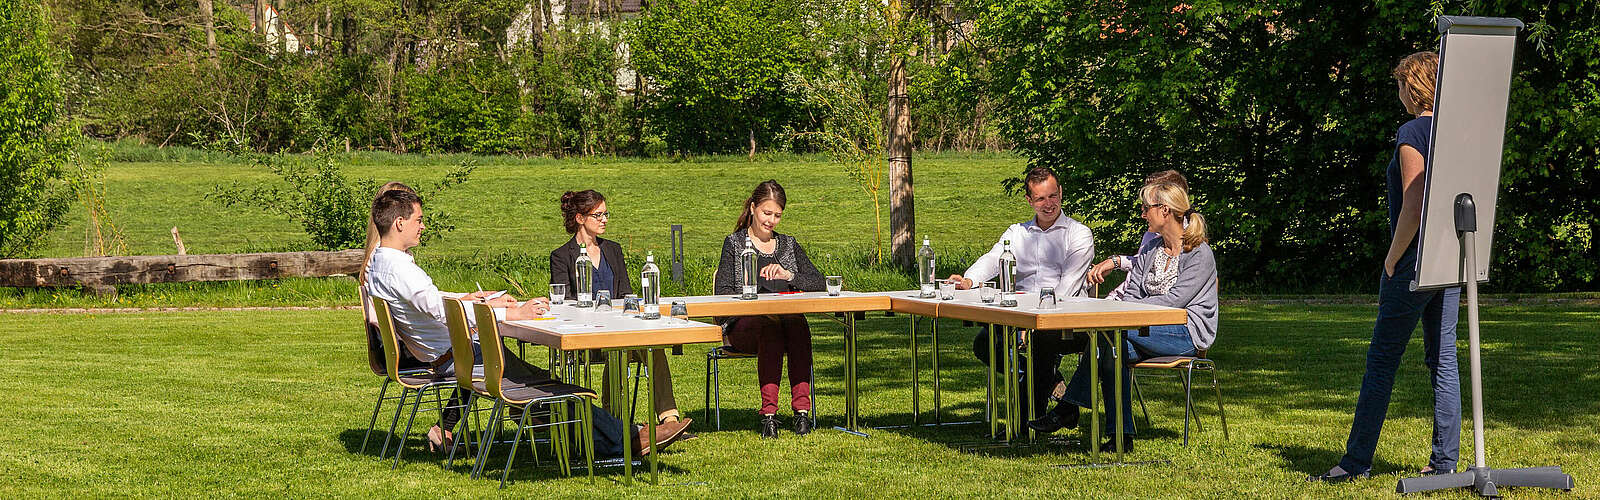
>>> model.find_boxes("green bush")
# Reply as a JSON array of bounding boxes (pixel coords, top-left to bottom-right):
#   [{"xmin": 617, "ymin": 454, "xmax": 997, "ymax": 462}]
[
  {"xmin": 207, "ymin": 152, "xmax": 477, "ymax": 250},
  {"xmin": 0, "ymin": 0, "xmax": 80, "ymax": 259}
]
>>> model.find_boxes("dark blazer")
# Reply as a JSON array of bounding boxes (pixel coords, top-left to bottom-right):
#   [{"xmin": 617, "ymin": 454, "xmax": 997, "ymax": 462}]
[{"xmin": 549, "ymin": 236, "xmax": 632, "ymax": 300}]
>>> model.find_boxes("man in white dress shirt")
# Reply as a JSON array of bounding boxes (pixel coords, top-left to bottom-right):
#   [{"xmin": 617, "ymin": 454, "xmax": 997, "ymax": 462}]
[
  {"xmin": 365, "ymin": 190, "xmax": 685, "ymax": 456},
  {"xmin": 947, "ymin": 167, "xmax": 1095, "ymax": 433}
]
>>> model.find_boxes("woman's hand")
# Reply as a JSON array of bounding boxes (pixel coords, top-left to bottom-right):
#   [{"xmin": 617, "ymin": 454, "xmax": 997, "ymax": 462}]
[
  {"xmin": 759, "ymin": 263, "xmax": 794, "ymax": 281},
  {"xmin": 1087, "ymin": 258, "xmax": 1117, "ymax": 284},
  {"xmin": 1383, "ymin": 256, "xmax": 1398, "ymax": 278}
]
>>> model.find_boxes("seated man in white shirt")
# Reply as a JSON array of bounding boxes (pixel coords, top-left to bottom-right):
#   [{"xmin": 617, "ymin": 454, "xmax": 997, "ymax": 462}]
[
  {"xmin": 365, "ymin": 189, "xmax": 686, "ymax": 457},
  {"xmin": 946, "ymin": 167, "xmax": 1095, "ymax": 433}
]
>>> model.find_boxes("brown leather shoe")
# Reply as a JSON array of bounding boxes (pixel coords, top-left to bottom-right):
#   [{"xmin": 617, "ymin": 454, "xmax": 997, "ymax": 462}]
[{"xmin": 633, "ymin": 419, "xmax": 691, "ymax": 456}]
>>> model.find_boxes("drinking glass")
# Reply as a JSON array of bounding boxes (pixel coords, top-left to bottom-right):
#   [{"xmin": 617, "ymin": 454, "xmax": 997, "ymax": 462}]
[
  {"xmin": 937, "ymin": 279, "xmax": 956, "ymax": 300},
  {"xmin": 594, "ymin": 289, "xmax": 612, "ymax": 311},
  {"xmin": 1038, "ymin": 286, "xmax": 1057, "ymax": 309},
  {"xmin": 979, "ymin": 283, "xmax": 998, "ymax": 303},
  {"xmin": 549, "ymin": 283, "xmax": 567, "ymax": 305},
  {"xmin": 622, "ymin": 294, "xmax": 641, "ymax": 316},
  {"xmin": 826, "ymin": 275, "xmax": 843, "ymax": 296}
]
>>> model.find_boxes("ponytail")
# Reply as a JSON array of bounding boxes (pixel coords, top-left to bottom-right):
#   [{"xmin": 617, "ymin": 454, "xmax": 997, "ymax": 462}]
[{"xmin": 1140, "ymin": 182, "xmax": 1207, "ymax": 252}]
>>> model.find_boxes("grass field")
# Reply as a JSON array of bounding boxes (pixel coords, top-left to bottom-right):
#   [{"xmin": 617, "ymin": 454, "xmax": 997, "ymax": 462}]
[
  {"xmin": 2, "ymin": 303, "xmax": 1594, "ymax": 498},
  {"xmin": 6, "ymin": 151, "xmax": 1037, "ymax": 308}
]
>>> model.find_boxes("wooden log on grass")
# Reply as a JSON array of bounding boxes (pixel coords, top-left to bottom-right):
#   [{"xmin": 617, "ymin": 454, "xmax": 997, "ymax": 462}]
[{"xmin": 0, "ymin": 249, "xmax": 365, "ymax": 288}]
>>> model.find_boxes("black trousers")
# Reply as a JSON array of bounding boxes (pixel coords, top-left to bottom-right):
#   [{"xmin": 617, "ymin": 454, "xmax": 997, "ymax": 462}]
[{"xmin": 972, "ymin": 327, "xmax": 1087, "ymax": 418}]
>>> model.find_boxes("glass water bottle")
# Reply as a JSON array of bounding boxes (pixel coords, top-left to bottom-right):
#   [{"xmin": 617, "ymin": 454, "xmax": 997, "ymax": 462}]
[
  {"xmin": 574, "ymin": 243, "xmax": 594, "ymax": 307},
  {"xmin": 641, "ymin": 251, "xmax": 661, "ymax": 319}
]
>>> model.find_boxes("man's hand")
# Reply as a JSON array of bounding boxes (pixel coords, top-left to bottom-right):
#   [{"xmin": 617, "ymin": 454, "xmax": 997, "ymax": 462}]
[
  {"xmin": 1383, "ymin": 256, "xmax": 1398, "ymax": 278},
  {"xmin": 463, "ymin": 290, "xmax": 497, "ymax": 301},
  {"xmin": 947, "ymin": 274, "xmax": 973, "ymax": 290},
  {"xmin": 504, "ymin": 299, "xmax": 550, "ymax": 321},
  {"xmin": 1087, "ymin": 258, "xmax": 1117, "ymax": 285},
  {"xmin": 759, "ymin": 263, "xmax": 794, "ymax": 281}
]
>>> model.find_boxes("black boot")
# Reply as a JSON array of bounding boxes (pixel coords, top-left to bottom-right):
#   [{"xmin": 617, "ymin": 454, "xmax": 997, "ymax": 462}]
[
  {"xmin": 760, "ymin": 414, "xmax": 780, "ymax": 439},
  {"xmin": 1098, "ymin": 433, "xmax": 1135, "ymax": 453},
  {"xmin": 1027, "ymin": 404, "xmax": 1081, "ymax": 434},
  {"xmin": 794, "ymin": 410, "xmax": 813, "ymax": 435}
]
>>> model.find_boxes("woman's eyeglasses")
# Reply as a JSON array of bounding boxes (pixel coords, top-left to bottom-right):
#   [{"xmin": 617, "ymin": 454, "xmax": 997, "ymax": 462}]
[
  {"xmin": 1138, "ymin": 203, "xmax": 1165, "ymax": 214},
  {"xmin": 585, "ymin": 211, "xmax": 611, "ymax": 221}
]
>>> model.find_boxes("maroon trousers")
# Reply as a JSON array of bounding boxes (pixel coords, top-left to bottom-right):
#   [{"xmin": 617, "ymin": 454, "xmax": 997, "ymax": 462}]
[{"xmin": 725, "ymin": 314, "xmax": 813, "ymax": 415}]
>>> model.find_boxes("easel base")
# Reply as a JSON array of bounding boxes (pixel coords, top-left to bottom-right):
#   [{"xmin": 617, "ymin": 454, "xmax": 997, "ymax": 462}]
[{"xmin": 1396, "ymin": 465, "xmax": 1574, "ymax": 497}]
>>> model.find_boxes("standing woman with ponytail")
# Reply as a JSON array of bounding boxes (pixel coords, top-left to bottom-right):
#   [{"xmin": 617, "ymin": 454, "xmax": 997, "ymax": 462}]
[
  {"xmin": 1059, "ymin": 181, "xmax": 1218, "ymax": 452},
  {"xmin": 714, "ymin": 180, "xmax": 826, "ymax": 438},
  {"xmin": 1311, "ymin": 51, "xmax": 1460, "ymax": 483}
]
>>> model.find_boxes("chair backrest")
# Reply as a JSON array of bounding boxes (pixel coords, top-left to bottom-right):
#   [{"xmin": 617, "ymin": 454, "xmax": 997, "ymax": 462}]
[
  {"xmin": 471, "ymin": 301, "xmax": 510, "ymax": 399},
  {"xmin": 442, "ymin": 298, "xmax": 480, "ymax": 391},
  {"xmin": 370, "ymin": 299, "xmax": 424, "ymax": 387},
  {"xmin": 359, "ymin": 284, "xmax": 387, "ymax": 377}
]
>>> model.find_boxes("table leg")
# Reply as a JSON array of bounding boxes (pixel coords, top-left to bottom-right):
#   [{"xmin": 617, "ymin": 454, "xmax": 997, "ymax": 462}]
[
  {"xmin": 647, "ymin": 348, "xmax": 658, "ymax": 484},
  {"xmin": 932, "ymin": 317, "xmax": 941, "ymax": 426},
  {"xmin": 1004, "ymin": 326, "xmax": 1017, "ymax": 442},
  {"xmin": 1089, "ymin": 330, "xmax": 1100, "ymax": 463},
  {"xmin": 608, "ymin": 351, "xmax": 631, "ymax": 485},
  {"xmin": 910, "ymin": 315, "xmax": 919, "ymax": 425},
  {"xmin": 1025, "ymin": 329, "xmax": 1036, "ymax": 442},
  {"xmin": 987, "ymin": 323, "xmax": 997, "ymax": 440},
  {"xmin": 1115, "ymin": 329, "xmax": 1127, "ymax": 462}
]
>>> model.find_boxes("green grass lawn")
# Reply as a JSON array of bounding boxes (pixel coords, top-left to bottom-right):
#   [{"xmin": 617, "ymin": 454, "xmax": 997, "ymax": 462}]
[
  {"xmin": 2, "ymin": 303, "xmax": 1594, "ymax": 498},
  {"xmin": 7, "ymin": 152, "xmax": 1038, "ymax": 308}
]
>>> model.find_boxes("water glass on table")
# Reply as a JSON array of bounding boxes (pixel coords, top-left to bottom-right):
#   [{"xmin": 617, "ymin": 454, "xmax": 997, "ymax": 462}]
[
  {"xmin": 549, "ymin": 283, "xmax": 567, "ymax": 305},
  {"xmin": 937, "ymin": 279, "xmax": 957, "ymax": 300},
  {"xmin": 595, "ymin": 290, "xmax": 612, "ymax": 311},
  {"xmin": 826, "ymin": 275, "xmax": 843, "ymax": 296},
  {"xmin": 1038, "ymin": 287, "xmax": 1057, "ymax": 309},
  {"xmin": 979, "ymin": 282, "xmax": 998, "ymax": 303}
]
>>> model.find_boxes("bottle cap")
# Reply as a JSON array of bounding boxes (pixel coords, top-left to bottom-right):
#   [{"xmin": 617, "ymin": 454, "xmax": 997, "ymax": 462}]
[{"xmin": 646, "ymin": 253, "xmax": 655, "ymax": 262}]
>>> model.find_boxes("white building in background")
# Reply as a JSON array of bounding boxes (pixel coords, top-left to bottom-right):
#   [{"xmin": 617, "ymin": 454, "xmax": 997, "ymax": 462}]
[
  {"xmin": 507, "ymin": 0, "xmax": 642, "ymax": 90},
  {"xmin": 238, "ymin": 2, "xmax": 303, "ymax": 54}
]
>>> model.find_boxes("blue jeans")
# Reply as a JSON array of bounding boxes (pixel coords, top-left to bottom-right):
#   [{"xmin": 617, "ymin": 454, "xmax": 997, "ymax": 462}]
[
  {"xmin": 1338, "ymin": 263, "xmax": 1461, "ymax": 474},
  {"xmin": 1062, "ymin": 324, "xmax": 1197, "ymax": 435}
]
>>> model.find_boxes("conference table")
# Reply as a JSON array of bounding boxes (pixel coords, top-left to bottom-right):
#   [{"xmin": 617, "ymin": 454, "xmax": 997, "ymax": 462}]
[
  {"xmin": 871, "ymin": 289, "xmax": 1187, "ymax": 463},
  {"xmin": 499, "ymin": 288, "xmax": 1186, "ymax": 482},
  {"xmin": 498, "ymin": 304, "xmax": 722, "ymax": 485}
]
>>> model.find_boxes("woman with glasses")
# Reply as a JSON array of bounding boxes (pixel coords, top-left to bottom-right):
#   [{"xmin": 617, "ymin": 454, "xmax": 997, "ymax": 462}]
[
  {"xmin": 549, "ymin": 189, "xmax": 693, "ymax": 436},
  {"xmin": 1058, "ymin": 181, "xmax": 1217, "ymax": 452}
]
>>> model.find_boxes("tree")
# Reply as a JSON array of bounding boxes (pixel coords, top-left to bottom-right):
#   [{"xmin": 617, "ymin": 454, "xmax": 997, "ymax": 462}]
[
  {"xmin": 978, "ymin": 0, "xmax": 1599, "ymax": 292},
  {"xmin": 0, "ymin": 0, "xmax": 80, "ymax": 259},
  {"xmin": 628, "ymin": 0, "xmax": 818, "ymax": 155}
]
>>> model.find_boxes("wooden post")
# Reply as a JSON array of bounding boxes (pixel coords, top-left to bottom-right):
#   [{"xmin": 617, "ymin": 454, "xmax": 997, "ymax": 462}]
[
  {"xmin": 886, "ymin": 0, "xmax": 915, "ymax": 266},
  {"xmin": 170, "ymin": 227, "xmax": 187, "ymax": 255}
]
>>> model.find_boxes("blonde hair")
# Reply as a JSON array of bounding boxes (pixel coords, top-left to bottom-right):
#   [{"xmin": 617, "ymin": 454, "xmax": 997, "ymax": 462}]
[
  {"xmin": 359, "ymin": 182, "xmax": 416, "ymax": 283},
  {"xmin": 1393, "ymin": 51, "xmax": 1439, "ymax": 112},
  {"xmin": 1141, "ymin": 182, "xmax": 1207, "ymax": 252}
]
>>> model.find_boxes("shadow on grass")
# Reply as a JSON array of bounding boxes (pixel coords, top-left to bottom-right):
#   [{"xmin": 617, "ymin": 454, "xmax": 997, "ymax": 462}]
[
  {"xmin": 336, "ymin": 427, "xmax": 688, "ymax": 484},
  {"xmin": 1256, "ymin": 443, "xmax": 1408, "ymax": 477}
]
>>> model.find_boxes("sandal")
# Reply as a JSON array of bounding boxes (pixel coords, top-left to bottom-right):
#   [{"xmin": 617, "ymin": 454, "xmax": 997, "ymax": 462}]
[{"xmin": 425, "ymin": 425, "xmax": 455, "ymax": 454}]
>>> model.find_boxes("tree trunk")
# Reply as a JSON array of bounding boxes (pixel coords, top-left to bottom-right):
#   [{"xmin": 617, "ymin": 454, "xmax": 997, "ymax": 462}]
[
  {"xmin": 255, "ymin": 0, "xmax": 266, "ymax": 34},
  {"xmin": 199, "ymin": 0, "xmax": 217, "ymax": 66},
  {"xmin": 276, "ymin": 0, "xmax": 287, "ymax": 54},
  {"xmin": 886, "ymin": 0, "xmax": 915, "ymax": 266}
]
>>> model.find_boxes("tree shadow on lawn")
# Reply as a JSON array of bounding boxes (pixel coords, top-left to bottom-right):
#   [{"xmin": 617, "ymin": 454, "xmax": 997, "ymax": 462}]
[{"xmin": 1257, "ymin": 443, "xmax": 1408, "ymax": 477}]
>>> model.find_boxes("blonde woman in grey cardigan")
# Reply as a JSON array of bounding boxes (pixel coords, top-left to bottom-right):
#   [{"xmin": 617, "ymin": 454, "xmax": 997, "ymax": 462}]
[{"xmin": 1056, "ymin": 182, "xmax": 1218, "ymax": 452}]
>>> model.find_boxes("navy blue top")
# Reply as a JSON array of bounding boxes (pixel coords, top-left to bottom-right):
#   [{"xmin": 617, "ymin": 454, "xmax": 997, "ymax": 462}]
[
  {"xmin": 592, "ymin": 253, "xmax": 614, "ymax": 296},
  {"xmin": 1387, "ymin": 115, "xmax": 1433, "ymax": 261}
]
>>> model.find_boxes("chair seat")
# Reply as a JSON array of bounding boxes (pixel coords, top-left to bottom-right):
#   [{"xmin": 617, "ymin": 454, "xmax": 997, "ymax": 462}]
[
  {"xmin": 474, "ymin": 379, "xmax": 598, "ymax": 404},
  {"xmin": 710, "ymin": 346, "xmax": 756, "ymax": 358},
  {"xmin": 396, "ymin": 370, "xmax": 450, "ymax": 388},
  {"xmin": 1134, "ymin": 356, "xmax": 1198, "ymax": 369}
]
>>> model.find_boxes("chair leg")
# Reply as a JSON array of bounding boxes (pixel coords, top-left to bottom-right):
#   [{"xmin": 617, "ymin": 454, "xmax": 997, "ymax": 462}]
[
  {"xmin": 713, "ymin": 356, "xmax": 723, "ymax": 431},
  {"xmin": 361, "ymin": 379, "xmax": 391, "ymax": 455},
  {"xmin": 473, "ymin": 400, "xmax": 503, "ymax": 480},
  {"xmin": 1209, "ymin": 364, "xmax": 1228, "ymax": 440},
  {"xmin": 710, "ymin": 354, "xmax": 716, "ymax": 426},
  {"xmin": 1180, "ymin": 367, "xmax": 1194, "ymax": 447},
  {"xmin": 582, "ymin": 399, "xmax": 596, "ymax": 483},
  {"xmin": 446, "ymin": 392, "xmax": 475, "ymax": 469},
  {"xmin": 501, "ymin": 403, "xmax": 533, "ymax": 489},
  {"xmin": 1187, "ymin": 365, "xmax": 1203, "ymax": 435},
  {"xmin": 379, "ymin": 386, "xmax": 412, "ymax": 460},
  {"xmin": 393, "ymin": 387, "xmax": 430, "ymax": 469},
  {"xmin": 810, "ymin": 365, "xmax": 817, "ymax": 419},
  {"xmin": 1132, "ymin": 370, "xmax": 1151, "ymax": 431}
]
